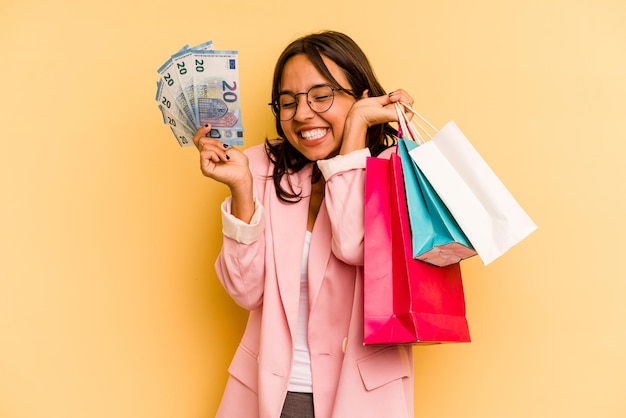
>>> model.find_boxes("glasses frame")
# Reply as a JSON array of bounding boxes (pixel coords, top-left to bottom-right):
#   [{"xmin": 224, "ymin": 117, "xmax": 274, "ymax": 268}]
[{"xmin": 269, "ymin": 84, "xmax": 353, "ymax": 121}]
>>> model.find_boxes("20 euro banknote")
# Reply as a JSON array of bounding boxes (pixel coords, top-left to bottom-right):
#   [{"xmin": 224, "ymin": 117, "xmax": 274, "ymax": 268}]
[
  {"xmin": 155, "ymin": 42, "xmax": 243, "ymax": 147},
  {"xmin": 192, "ymin": 50, "xmax": 243, "ymax": 145}
]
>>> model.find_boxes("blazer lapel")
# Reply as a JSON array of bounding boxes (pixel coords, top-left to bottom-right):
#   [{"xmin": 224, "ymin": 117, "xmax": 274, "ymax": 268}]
[
  {"xmin": 268, "ymin": 164, "xmax": 312, "ymax": 337},
  {"xmin": 308, "ymin": 204, "xmax": 332, "ymax": 310}
]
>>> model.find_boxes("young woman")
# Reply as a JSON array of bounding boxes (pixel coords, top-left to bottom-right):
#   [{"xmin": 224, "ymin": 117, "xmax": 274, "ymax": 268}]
[{"xmin": 193, "ymin": 31, "xmax": 415, "ymax": 418}]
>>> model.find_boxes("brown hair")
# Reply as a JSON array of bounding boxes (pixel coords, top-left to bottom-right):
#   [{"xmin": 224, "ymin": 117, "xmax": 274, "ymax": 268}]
[{"xmin": 265, "ymin": 31, "xmax": 397, "ymax": 202}]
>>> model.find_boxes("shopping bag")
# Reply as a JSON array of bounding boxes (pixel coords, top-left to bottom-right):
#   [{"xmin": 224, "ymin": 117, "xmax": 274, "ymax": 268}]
[
  {"xmin": 403, "ymin": 103, "xmax": 538, "ymax": 265},
  {"xmin": 396, "ymin": 103, "xmax": 476, "ymax": 266},
  {"xmin": 363, "ymin": 153, "xmax": 470, "ymax": 345},
  {"xmin": 397, "ymin": 138, "xmax": 476, "ymax": 266}
]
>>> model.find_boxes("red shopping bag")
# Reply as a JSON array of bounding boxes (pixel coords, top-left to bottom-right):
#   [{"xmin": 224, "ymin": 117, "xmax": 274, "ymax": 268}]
[{"xmin": 363, "ymin": 153, "xmax": 471, "ymax": 345}]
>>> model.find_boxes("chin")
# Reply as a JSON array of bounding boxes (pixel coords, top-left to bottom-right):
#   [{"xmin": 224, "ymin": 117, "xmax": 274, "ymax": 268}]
[
  {"xmin": 299, "ymin": 144, "xmax": 340, "ymax": 162},
  {"xmin": 301, "ymin": 150, "xmax": 332, "ymax": 162}
]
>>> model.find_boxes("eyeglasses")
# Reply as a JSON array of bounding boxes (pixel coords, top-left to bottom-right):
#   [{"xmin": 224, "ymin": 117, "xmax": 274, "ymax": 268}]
[{"xmin": 270, "ymin": 84, "xmax": 353, "ymax": 121}]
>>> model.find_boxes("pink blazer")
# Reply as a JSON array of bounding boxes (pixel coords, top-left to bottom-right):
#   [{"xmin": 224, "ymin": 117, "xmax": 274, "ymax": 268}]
[{"xmin": 214, "ymin": 144, "xmax": 413, "ymax": 418}]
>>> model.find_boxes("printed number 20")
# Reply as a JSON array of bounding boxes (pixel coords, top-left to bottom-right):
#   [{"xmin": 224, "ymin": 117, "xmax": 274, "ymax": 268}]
[{"xmin": 222, "ymin": 81, "xmax": 237, "ymax": 103}]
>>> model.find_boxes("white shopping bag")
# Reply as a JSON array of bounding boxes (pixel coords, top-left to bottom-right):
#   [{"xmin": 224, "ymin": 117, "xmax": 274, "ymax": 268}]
[{"xmin": 403, "ymin": 104, "xmax": 537, "ymax": 265}]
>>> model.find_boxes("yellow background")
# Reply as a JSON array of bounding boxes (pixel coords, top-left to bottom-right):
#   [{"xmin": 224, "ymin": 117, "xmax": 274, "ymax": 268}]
[{"xmin": 1, "ymin": 0, "xmax": 624, "ymax": 417}]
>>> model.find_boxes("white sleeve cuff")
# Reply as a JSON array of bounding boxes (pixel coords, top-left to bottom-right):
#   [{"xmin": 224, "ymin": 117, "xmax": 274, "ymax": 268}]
[
  {"xmin": 221, "ymin": 197, "xmax": 265, "ymax": 244},
  {"xmin": 316, "ymin": 148, "xmax": 371, "ymax": 180}
]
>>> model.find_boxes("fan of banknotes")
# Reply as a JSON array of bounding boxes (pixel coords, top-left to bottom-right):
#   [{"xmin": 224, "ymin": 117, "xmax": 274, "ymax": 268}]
[{"xmin": 155, "ymin": 40, "xmax": 243, "ymax": 147}]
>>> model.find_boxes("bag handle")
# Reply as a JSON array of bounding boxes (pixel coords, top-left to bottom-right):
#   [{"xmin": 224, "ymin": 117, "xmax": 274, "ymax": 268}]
[
  {"xmin": 395, "ymin": 102, "xmax": 419, "ymax": 143},
  {"xmin": 394, "ymin": 102, "xmax": 439, "ymax": 144}
]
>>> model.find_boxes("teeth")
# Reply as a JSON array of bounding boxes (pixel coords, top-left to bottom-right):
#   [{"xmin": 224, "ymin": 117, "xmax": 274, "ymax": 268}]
[{"xmin": 300, "ymin": 128, "xmax": 327, "ymax": 140}]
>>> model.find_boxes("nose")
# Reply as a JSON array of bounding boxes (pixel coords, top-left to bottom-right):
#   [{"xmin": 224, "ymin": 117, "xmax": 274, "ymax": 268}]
[{"xmin": 292, "ymin": 94, "xmax": 315, "ymax": 121}]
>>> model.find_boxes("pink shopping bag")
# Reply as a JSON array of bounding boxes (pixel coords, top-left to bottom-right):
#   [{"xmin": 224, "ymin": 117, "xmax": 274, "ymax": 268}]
[{"xmin": 363, "ymin": 153, "xmax": 471, "ymax": 345}]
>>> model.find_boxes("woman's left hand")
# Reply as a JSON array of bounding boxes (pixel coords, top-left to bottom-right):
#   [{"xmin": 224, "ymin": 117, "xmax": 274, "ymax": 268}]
[{"xmin": 340, "ymin": 88, "xmax": 414, "ymax": 154}]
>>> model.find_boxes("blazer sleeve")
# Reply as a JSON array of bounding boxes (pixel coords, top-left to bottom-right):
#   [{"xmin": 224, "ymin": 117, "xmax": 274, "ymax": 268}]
[
  {"xmin": 213, "ymin": 146, "xmax": 269, "ymax": 311},
  {"xmin": 317, "ymin": 148, "xmax": 371, "ymax": 266}
]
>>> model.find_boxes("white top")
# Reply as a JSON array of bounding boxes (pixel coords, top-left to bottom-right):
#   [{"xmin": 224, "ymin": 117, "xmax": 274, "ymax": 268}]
[{"xmin": 288, "ymin": 231, "xmax": 313, "ymax": 393}]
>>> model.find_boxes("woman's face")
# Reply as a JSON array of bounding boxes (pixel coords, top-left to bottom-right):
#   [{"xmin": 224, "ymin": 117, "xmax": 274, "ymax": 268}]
[{"xmin": 278, "ymin": 54, "xmax": 356, "ymax": 161}]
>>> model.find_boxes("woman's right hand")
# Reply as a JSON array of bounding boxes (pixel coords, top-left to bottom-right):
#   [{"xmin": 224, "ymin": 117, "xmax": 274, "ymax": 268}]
[
  {"xmin": 192, "ymin": 125, "xmax": 251, "ymax": 189},
  {"xmin": 193, "ymin": 125, "xmax": 255, "ymax": 223}
]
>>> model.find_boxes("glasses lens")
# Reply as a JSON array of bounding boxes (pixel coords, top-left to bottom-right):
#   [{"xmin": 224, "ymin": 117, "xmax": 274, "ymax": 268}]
[
  {"xmin": 308, "ymin": 85, "xmax": 334, "ymax": 113},
  {"xmin": 278, "ymin": 93, "xmax": 297, "ymax": 121}
]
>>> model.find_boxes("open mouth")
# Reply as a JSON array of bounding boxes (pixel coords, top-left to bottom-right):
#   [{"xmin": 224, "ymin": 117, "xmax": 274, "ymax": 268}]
[{"xmin": 300, "ymin": 128, "xmax": 328, "ymax": 141}]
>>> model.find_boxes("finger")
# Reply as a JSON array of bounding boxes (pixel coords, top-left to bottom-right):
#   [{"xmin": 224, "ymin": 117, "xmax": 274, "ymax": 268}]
[
  {"xmin": 198, "ymin": 137, "xmax": 230, "ymax": 151},
  {"xmin": 201, "ymin": 137, "xmax": 231, "ymax": 158},
  {"xmin": 193, "ymin": 124, "xmax": 213, "ymax": 148},
  {"xmin": 196, "ymin": 136, "xmax": 231, "ymax": 156},
  {"xmin": 388, "ymin": 90, "xmax": 401, "ymax": 101},
  {"xmin": 200, "ymin": 147, "xmax": 230, "ymax": 165},
  {"xmin": 386, "ymin": 90, "xmax": 414, "ymax": 120},
  {"xmin": 388, "ymin": 89, "xmax": 413, "ymax": 104}
]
